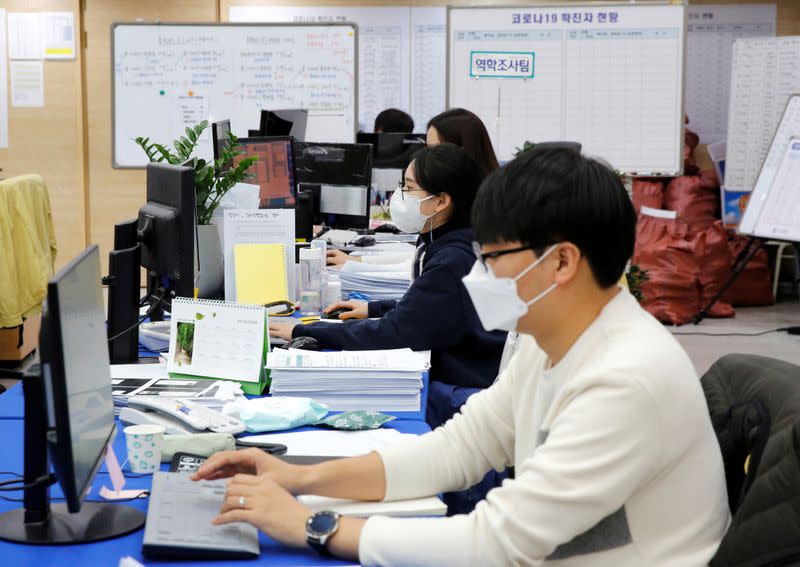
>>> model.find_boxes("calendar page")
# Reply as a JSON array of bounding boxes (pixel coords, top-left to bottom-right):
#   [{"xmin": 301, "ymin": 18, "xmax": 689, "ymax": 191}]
[{"xmin": 167, "ymin": 298, "xmax": 267, "ymax": 383}]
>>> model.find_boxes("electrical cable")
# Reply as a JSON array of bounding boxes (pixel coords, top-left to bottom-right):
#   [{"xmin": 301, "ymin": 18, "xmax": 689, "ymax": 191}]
[
  {"xmin": 673, "ymin": 327, "xmax": 791, "ymax": 337},
  {"xmin": 107, "ymin": 288, "xmax": 167, "ymax": 343},
  {"xmin": 0, "ymin": 474, "xmax": 56, "ymax": 492}
]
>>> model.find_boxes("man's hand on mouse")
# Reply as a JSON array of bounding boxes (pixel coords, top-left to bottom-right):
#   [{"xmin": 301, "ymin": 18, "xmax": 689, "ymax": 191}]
[
  {"xmin": 323, "ymin": 300, "xmax": 369, "ymax": 320},
  {"xmin": 327, "ymin": 249, "xmax": 361, "ymax": 267},
  {"xmin": 268, "ymin": 319, "xmax": 300, "ymax": 340}
]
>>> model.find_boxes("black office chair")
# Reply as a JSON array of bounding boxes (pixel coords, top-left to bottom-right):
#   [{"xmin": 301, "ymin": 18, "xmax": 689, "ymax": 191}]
[{"xmin": 701, "ymin": 354, "xmax": 800, "ymax": 566}]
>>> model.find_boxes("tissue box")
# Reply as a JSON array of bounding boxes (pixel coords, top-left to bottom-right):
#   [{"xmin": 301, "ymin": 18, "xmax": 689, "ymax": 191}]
[{"xmin": 0, "ymin": 314, "xmax": 40, "ymax": 362}]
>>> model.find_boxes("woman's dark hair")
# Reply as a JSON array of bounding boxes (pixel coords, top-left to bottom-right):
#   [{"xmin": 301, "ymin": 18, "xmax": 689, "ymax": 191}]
[
  {"xmin": 374, "ymin": 108, "xmax": 414, "ymax": 133},
  {"xmin": 427, "ymin": 108, "xmax": 500, "ymax": 180},
  {"xmin": 473, "ymin": 148, "xmax": 636, "ymax": 288},
  {"xmin": 411, "ymin": 143, "xmax": 481, "ymax": 229}
]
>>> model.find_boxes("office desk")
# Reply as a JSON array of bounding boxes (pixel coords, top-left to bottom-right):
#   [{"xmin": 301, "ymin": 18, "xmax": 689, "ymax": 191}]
[{"xmin": 0, "ymin": 397, "xmax": 430, "ymax": 565}]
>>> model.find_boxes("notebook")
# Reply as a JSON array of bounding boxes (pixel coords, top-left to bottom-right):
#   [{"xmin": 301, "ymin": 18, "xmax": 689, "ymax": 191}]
[{"xmin": 233, "ymin": 243, "xmax": 289, "ymax": 305}]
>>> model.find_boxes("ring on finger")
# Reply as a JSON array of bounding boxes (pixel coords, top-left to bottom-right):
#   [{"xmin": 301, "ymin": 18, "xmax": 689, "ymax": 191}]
[{"xmin": 239, "ymin": 496, "xmax": 246, "ymax": 508}]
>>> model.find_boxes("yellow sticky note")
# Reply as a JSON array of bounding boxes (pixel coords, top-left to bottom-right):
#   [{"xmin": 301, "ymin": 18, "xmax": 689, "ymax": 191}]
[{"xmin": 234, "ymin": 243, "xmax": 289, "ymax": 305}]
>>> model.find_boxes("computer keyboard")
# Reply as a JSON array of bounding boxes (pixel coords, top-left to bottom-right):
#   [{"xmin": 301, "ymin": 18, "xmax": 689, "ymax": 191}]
[{"xmin": 143, "ymin": 472, "xmax": 260, "ymax": 559}]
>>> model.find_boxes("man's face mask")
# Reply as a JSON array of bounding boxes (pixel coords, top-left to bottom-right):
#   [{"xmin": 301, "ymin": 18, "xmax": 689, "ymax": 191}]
[{"xmin": 462, "ymin": 244, "xmax": 559, "ymax": 332}]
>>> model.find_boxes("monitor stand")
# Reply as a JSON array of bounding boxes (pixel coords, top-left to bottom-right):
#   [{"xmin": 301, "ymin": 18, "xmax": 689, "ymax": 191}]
[{"xmin": 0, "ymin": 362, "xmax": 145, "ymax": 545}]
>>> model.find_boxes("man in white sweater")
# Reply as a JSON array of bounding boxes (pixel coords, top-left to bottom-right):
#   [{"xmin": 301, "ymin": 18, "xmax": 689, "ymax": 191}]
[{"xmin": 195, "ymin": 148, "xmax": 730, "ymax": 565}]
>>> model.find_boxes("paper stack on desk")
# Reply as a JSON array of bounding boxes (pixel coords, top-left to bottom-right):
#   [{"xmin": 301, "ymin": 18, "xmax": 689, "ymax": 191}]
[
  {"xmin": 267, "ymin": 349, "xmax": 429, "ymax": 412},
  {"xmin": 334, "ymin": 267, "xmax": 411, "ymax": 301}
]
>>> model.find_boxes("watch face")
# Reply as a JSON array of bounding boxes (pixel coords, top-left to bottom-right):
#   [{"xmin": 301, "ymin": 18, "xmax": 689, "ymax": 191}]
[{"xmin": 308, "ymin": 511, "xmax": 338, "ymax": 535}]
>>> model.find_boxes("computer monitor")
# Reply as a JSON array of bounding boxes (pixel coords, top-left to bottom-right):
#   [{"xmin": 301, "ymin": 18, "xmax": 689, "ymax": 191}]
[
  {"xmin": 293, "ymin": 142, "xmax": 373, "ymax": 229},
  {"xmin": 356, "ymin": 133, "xmax": 426, "ymax": 170},
  {"xmin": 105, "ymin": 219, "xmax": 141, "ymax": 364},
  {"xmin": 0, "ymin": 246, "xmax": 145, "ymax": 545},
  {"xmin": 259, "ymin": 109, "xmax": 308, "ymax": 141},
  {"xmin": 233, "ymin": 137, "xmax": 297, "ymax": 208},
  {"xmin": 211, "ymin": 119, "xmax": 232, "ymax": 173},
  {"xmin": 137, "ymin": 163, "xmax": 197, "ymax": 318}
]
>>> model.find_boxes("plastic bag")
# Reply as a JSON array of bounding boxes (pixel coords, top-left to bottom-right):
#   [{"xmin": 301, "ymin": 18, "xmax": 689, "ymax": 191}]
[
  {"xmin": 723, "ymin": 234, "xmax": 774, "ymax": 307},
  {"xmin": 633, "ymin": 212, "xmax": 701, "ymax": 325},
  {"xmin": 692, "ymin": 221, "xmax": 734, "ymax": 318},
  {"xmin": 223, "ymin": 397, "xmax": 328, "ymax": 433},
  {"xmin": 315, "ymin": 410, "xmax": 396, "ymax": 431},
  {"xmin": 632, "ymin": 179, "xmax": 665, "ymax": 214},
  {"xmin": 663, "ymin": 173, "xmax": 720, "ymax": 226}
]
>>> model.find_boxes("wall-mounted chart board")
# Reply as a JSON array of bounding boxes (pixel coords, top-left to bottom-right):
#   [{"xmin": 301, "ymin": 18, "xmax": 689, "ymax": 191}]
[
  {"xmin": 725, "ymin": 36, "xmax": 800, "ymax": 193},
  {"xmin": 229, "ymin": 6, "xmax": 447, "ymax": 135},
  {"xmin": 112, "ymin": 23, "xmax": 357, "ymax": 168},
  {"xmin": 685, "ymin": 4, "xmax": 775, "ymax": 145},
  {"xmin": 447, "ymin": 3, "xmax": 686, "ymax": 175}
]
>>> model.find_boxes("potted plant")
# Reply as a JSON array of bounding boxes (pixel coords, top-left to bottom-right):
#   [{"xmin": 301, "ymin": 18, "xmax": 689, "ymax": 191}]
[{"xmin": 135, "ymin": 121, "xmax": 258, "ymax": 297}]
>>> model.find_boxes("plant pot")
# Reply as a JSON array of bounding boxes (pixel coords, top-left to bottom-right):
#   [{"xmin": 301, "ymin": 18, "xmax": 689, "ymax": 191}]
[{"xmin": 196, "ymin": 224, "xmax": 224, "ymax": 298}]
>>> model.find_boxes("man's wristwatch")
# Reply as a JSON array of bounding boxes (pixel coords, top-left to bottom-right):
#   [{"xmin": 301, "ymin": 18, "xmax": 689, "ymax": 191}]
[{"xmin": 306, "ymin": 510, "xmax": 341, "ymax": 555}]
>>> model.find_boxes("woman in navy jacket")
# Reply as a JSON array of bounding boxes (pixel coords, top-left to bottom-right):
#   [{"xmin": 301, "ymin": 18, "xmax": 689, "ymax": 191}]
[{"xmin": 268, "ymin": 144, "xmax": 507, "ymax": 431}]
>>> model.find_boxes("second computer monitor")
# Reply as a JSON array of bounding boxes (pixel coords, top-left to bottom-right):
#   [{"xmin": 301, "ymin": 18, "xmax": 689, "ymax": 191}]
[
  {"xmin": 211, "ymin": 120, "xmax": 232, "ymax": 173},
  {"xmin": 234, "ymin": 137, "xmax": 297, "ymax": 208},
  {"xmin": 259, "ymin": 109, "xmax": 308, "ymax": 141},
  {"xmin": 357, "ymin": 132, "xmax": 426, "ymax": 170},
  {"xmin": 293, "ymin": 142, "xmax": 373, "ymax": 229}
]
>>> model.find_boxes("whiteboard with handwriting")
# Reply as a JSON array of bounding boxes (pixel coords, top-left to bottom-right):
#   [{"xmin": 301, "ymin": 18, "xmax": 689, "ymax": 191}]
[
  {"xmin": 112, "ymin": 23, "xmax": 357, "ymax": 168},
  {"xmin": 448, "ymin": 4, "xmax": 686, "ymax": 175}
]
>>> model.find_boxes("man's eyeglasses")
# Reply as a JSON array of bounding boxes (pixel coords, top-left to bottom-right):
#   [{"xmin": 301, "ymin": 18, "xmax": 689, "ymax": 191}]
[{"xmin": 471, "ymin": 242, "xmax": 548, "ymax": 268}]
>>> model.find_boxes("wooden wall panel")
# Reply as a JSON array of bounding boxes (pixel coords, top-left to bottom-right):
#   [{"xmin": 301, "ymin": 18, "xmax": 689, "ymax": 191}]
[
  {"xmin": 83, "ymin": 0, "xmax": 217, "ymax": 274},
  {"xmin": 0, "ymin": 0, "xmax": 84, "ymax": 272}
]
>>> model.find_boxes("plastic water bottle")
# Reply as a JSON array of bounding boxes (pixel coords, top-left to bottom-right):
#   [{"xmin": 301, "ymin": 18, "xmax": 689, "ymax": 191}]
[
  {"xmin": 299, "ymin": 247, "xmax": 322, "ymax": 315},
  {"xmin": 325, "ymin": 273, "xmax": 343, "ymax": 308},
  {"xmin": 311, "ymin": 239, "xmax": 328, "ymax": 307}
]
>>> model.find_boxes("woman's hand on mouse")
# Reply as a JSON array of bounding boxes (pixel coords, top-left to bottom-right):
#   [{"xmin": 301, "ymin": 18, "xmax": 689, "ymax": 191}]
[
  {"xmin": 327, "ymin": 250, "xmax": 361, "ymax": 267},
  {"xmin": 323, "ymin": 300, "xmax": 369, "ymax": 320},
  {"xmin": 268, "ymin": 320, "xmax": 299, "ymax": 340}
]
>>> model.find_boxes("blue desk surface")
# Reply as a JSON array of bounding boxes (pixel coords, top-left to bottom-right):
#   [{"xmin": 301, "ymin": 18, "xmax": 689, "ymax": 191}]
[{"xmin": 0, "ymin": 416, "xmax": 430, "ymax": 565}]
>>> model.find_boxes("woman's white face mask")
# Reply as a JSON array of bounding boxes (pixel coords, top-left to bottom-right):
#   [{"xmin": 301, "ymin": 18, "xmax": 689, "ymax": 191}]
[
  {"xmin": 462, "ymin": 245, "xmax": 558, "ymax": 332},
  {"xmin": 389, "ymin": 188, "xmax": 438, "ymax": 234}
]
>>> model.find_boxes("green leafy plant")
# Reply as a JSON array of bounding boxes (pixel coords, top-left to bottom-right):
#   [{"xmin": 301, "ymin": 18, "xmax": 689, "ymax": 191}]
[
  {"xmin": 513, "ymin": 140, "xmax": 536, "ymax": 158},
  {"xmin": 626, "ymin": 264, "xmax": 650, "ymax": 304},
  {"xmin": 135, "ymin": 121, "xmax": 258, "ymax": 225},
  {"xmin": 176, "ymin": 322, "xmax": 195, "ymax": 357}
]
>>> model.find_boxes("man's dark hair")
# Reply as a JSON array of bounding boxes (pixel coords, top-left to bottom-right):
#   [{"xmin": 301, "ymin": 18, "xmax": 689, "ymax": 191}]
[
  {"xmin": 374, "ymin": 108, "xmax": 414, "ymax": 133},
  {"xmin": 412, "ymin": 143, "xmax": 481, "ymax": 229},
  {"xmin": 473, "ymin": 148, "xmax": 636, "ymax": 288},
  {"xmin": 427, "ymin": 108, "xmax": 500, "ymax": 180}
]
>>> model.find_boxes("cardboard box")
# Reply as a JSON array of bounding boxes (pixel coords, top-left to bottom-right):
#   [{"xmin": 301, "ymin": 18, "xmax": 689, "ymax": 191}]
[{"xmin": 0, "ymin": 314, "xmax": 41, "ymax": 361}]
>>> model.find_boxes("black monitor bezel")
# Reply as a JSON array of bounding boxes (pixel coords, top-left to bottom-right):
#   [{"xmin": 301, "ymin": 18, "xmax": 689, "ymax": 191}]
[{"xmin": 41, "ymin": 245, "xmax": 116, "ymax": 513}]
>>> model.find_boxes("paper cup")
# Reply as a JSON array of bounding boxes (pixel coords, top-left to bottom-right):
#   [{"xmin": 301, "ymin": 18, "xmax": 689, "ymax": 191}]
[{"xmin": 124, "ymin": 424, "xmax": 165, "ymax": 473}]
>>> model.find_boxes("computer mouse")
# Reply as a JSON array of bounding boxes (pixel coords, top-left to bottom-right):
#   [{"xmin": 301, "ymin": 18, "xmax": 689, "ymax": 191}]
[
  {"xmin": 353, "ymin": 236, "xmax": 376, "ymax": 247},
  {"xmin": 287, "ymin": 336, "xmax": 321, "ymax": 351},
  {"xmin": 374, "ymin": 223, "xmax": 400, "ymax": 234},
  {"xmin": 322, "ymin": 308, "xmax": 349, "ymax": 320}
]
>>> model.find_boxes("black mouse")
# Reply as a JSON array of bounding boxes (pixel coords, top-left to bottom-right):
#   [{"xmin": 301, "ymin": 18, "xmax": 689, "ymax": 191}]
[
  {"xmin": 374, "ymin": 223, "xmax": 400, "ymax": 234},
  {"xmin": 287, "ymin": 336, "xmax": 321, "ymax": 351},
  {"xmin": 353, "ymin": 236, "xmax": 376, "ymax": 247},
  {"xmin": 322, "ymin": 308, "xmax": 349, "ymax": 320}
]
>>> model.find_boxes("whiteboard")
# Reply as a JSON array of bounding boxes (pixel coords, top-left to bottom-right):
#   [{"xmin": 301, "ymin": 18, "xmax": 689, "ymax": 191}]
[
  {"xmin": 725, "ymin": 36, "xmax": 800, "ymax": 193},
  {"xmin": 229, "ymin": 6, "xmax": 446, "ymax": 134},
  {"xmin": 112, "ymin": 23, "xmax": 357, "ymax": 168},
  {"xmin": 739, "ymin": 96, "xmax": 800, "ymax": 237},
  {"xmin": 685, "ymin": 4, "xmax": 775, "ymax": 145},
  {"xmin": 447, "ymin": 4, "xmax": 686, "ymax": 175}
]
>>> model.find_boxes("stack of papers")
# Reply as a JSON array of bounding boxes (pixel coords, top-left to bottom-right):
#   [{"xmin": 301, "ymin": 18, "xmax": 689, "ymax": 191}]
[
  {"xmin": 334, "ymin": 268, "xmax": 411, "ymax": 301},
  {"xmin": 267, "ymin": 349, "xmax": 430, "ymax": 412},
  {"xmin": 109, "ymin": 364, "xmax": 243, "ymax": 415}
]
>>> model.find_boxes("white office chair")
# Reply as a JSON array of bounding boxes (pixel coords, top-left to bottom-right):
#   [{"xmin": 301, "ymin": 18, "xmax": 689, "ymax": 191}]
[{"xmin": 769, "ymin": 241, "xmax": 797, "ymax": 300}]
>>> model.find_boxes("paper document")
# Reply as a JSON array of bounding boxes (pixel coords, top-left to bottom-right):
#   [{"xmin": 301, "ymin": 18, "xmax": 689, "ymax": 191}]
[
  {"xmin": 42, "ymin": 12, "xmax": 76, "ymax": 60},
  {"xmin": 241, "ymin": 428, "xmax": 417, "ymax": 457},
  {"xmin": 299, "ymin": 494, "xmax": 446, "ymax": 517},
  {"xmin": 10, "ymin": 61, "xmax": 44, "ymax": 107},
  {"xmin": 7, "ymin": 12, "xmax": 42, "ymax": 60},
  {"xmin": 224, "ymin": 209, "xmax": 296, "ymax": 302},
  {"xmin": 234, "ymin": 243, "xmax": 289, "ymax": 305},
  {"xmin": 268, "ymin": 348, "xmax": 430, "ymax": 371},
  {"xmin": 0, "ymin": 10, "xmax": 8, "ymax": 148}
]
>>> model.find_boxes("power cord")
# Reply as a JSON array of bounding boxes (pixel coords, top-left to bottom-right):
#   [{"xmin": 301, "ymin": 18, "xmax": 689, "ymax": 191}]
[
  {"xmin": 673, "ymin": 326, "xmax": 800, "ymax": 337},
  {"xmin": 0, "ymin": 474, "xmax": 56, "ymax": 491},
  {"xmin": 107, "ymin": 288, "xmax": 167, "ymax": 343}
]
